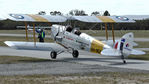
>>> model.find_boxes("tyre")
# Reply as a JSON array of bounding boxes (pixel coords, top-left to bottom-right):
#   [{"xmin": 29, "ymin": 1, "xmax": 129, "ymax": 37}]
[
  {"xmin": 72, "ymin": 50, "xmax": 79, "ymax": 58},
  {"xmin": 50, "ymin": 51, "xmax": 57, "ymax": 59}
]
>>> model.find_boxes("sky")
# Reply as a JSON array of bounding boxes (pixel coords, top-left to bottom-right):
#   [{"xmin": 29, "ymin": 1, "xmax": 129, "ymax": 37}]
[{"xmin": 0, "ymin": 0, "xmax": 149, "ymax": 17}]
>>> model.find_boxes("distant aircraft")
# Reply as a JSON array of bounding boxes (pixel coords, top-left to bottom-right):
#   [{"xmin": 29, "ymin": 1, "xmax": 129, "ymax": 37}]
[{"xmin": 3, "ymin": 14, "xmax": 145, "ymax": 63}]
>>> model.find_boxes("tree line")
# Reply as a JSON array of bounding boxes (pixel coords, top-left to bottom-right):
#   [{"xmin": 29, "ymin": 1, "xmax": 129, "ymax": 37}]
[{"xmin": 38, "ymin": 10, "xmax": 110, "ymax": 16}]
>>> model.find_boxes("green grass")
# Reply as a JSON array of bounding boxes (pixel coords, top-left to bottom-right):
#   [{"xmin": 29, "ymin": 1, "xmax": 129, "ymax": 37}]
[
  {"xmin": 0, "ymin": 30, "xmax": 149, "ymax": 38},
  {"xmin": 0, "ymin": 30, "xmax": 51, "ymax": 35},
  {"xmin": 0, "ymin": 56, "xmax": 50, "ymax": 64},
  {"xmin": 134, "ymin": 42, "xmax": 149, "ymax": 48},
  {"xmin": 81, "ymin": 30, "xmax": 149, "ymax": 38},
  {"xmin": 0, "ymin": 72, "xmax": 149, "ymax": 84},
  {"xmin": 0, "ymin": 30, "xmax": 26, "ymax": 34}
]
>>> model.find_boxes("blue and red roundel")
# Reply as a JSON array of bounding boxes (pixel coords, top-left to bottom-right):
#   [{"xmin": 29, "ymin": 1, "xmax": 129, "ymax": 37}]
[
  {"xmin": 9, "ymin": 14, "xmax": 24, "ymax": 19},
  {"xmin": 116, "ymin": 16, "xmax": 129, "ymax": 21},
  {"xmin": 126, "ymin": 43, "xmax": 129, "ymax": 47}
]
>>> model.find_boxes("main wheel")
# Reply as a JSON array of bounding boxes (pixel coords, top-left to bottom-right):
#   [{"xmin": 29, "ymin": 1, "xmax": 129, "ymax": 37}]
[
  {"xmin": 50, "ymin": 51, "xmax": 57, "ymax": 59},
  {"xmin": 72, "ymin": 50, "xmax": 79, "ymax": 58},
  {"xmin": 123, "ymin": 60, "xmax": 126, "ymax": 64}
]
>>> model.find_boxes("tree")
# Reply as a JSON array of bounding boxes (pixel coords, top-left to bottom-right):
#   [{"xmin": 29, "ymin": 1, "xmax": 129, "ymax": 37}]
[
  {"xmin": 103, "ymin": 10, "xmax": 110, "ymax": 16},
  {"xmin": 50, "ymin": 11, "xmax": 62, "ymax": 16},
  {"xmin": 91, "ymin": 11, "xmax": 101, "ymax": 16},
  {"xmin": 38, "ymin": 11, "xmax": 46, "ymax": 15},
  {"xmin": 0, "ymin": 22, "xmax": 3, "ymax": 27},
  {"xmin": 69, "ymin": 9, "xmax": 88, "ymax": 16}
]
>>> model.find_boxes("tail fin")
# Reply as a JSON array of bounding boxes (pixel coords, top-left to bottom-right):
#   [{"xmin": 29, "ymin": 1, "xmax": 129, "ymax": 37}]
[
  {"xmin": 114, "ymin": 32, "xmax": 145, "ymax": 56},
  {"xmin": 120, "ymin": 32, "xmax": 134, "ymax": 56},
  {"xmin": 101, "ymin": 33, "xmax": 134, "ymax": 56},
  {"xmin": 101, "ymin": 32, "xmax": 145, "ymax": 63},
  {"xmin": 108, "ymin": 32, "xmax": 133, "ymax": 57}
]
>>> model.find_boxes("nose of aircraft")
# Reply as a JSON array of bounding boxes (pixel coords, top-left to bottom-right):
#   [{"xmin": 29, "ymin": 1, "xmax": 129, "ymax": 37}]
[{"xmin": 90, "ymin": 39, "xmax": 105, "ymax": 54}]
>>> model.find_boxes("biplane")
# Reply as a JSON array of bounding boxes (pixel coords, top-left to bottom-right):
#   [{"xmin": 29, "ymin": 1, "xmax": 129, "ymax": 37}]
[{"xmin": 2, "ymin": 14, "xmax": 145, "ymax": 63}]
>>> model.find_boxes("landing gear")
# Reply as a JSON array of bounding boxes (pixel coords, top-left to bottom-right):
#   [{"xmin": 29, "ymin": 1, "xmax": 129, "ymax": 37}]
[
  {"xmin": 123, "ymin": 60, "xmax": 126, "ymax": 64},
  {"xmin": 72, "ymin": 50, "xmax": 79, "ymax": 58},
  {"xmin": 121, "ymin": 54, "xmax": 127, "ymax": 64},
  {"xmin": 50, "ymin": 51, "xmax": 57, "ymax": 59},
  {"xmin": 50, "ymin": 50, "xmax": 79, "ymax": 59}
]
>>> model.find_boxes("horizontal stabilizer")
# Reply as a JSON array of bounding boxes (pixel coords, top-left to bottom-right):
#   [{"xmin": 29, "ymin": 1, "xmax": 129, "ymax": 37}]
[
  {"xmin": 4, "ymin": 41, "xmax": 66, "ymax": 52},
  {"xmin": 131, "ymin": 49, "xmax": 146, "ymax": 55},
  {"xmin": 132, "ymin": 42, "xmax": 138, "ymax": 46},
  {"xmin": 101, "ymin": 49, "xmax": 121, "ymax": 56}
]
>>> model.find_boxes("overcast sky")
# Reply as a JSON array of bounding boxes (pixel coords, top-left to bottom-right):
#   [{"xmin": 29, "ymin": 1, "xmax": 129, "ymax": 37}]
[{"xmin": 0, "ymin": 0, "xmax": 148, "ymax": 16}]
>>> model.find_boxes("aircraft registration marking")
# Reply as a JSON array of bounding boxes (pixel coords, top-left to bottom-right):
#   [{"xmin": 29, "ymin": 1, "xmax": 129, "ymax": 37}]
[{"xmin": 63, "ymin": 36, "xmax": 74, "ymax": 41}]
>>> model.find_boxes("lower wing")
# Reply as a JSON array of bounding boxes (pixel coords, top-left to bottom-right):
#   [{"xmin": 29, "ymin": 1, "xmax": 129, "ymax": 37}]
[{"xmin": 4, "ymin": 41, "xmax": 66, "ymax": 52}]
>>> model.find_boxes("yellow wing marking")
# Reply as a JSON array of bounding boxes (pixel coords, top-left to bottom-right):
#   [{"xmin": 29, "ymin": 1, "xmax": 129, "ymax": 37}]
[
  {"xmin": 27, "ymin": 14, "xmax": 49, "ymax": 22},
  {"xmin": 96, "ymin": 16, "xmax": 115, "ymax": 23}
]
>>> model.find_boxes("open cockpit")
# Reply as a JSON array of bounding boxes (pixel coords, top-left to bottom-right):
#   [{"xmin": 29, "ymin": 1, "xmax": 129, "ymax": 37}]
[{"xmin": 65, "ymin": 25, "xmax": 81, "ymax": 36}]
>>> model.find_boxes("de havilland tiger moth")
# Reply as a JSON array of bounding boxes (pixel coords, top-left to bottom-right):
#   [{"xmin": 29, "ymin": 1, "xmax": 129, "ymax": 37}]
[{"xmin": 1, "ymin": 14, "xmax": 146, "ymax": 64}]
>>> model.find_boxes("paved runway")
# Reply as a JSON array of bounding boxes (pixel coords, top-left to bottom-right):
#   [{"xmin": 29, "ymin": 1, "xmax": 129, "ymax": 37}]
[{"xmin": 0, "ymin": 47, "xmax": 149, "ymax": 72}]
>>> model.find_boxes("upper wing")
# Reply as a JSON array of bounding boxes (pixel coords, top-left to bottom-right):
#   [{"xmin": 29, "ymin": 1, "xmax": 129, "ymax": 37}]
[
  {"xmin": 7, "ymin": 14, "xmax": 135, "ymax": 23},
  {"xmin": 7, "ymin": 14, "xmax": 67, "ymax": 22},
  {"xmin": 70, "ymin": 16, "xmax": 135, "ymax": 23},
  {"xmin": 4, "ymin": 41, "xmax": 66, "ymax": 52},
  {"xmin": 0, "ymin": 18, "xmax": 3, "ymax": 20},
  {"xmin": 0, "ymin": 17, "xmax": 6, "ymax": 20}
]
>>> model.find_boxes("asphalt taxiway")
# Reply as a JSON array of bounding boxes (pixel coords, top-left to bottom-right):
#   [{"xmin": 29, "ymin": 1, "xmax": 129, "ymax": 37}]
[{"xmin": 0, "ymin": 47, "xmax": 149, "ymax": 75}]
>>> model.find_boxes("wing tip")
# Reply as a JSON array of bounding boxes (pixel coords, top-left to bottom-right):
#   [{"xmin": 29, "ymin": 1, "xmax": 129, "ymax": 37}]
[{"xmin": 4, "ymin": 41, "xmax": 14, "ymax": 47}]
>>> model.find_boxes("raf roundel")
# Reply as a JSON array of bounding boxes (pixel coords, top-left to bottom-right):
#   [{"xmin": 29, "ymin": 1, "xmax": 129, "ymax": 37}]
[
  {"xmin": 126, "ymin": 43, "xmax": 129, "ymax": 47},
  {"xmin": 116, "ymin": 16, "xmax": 129, "ymax": 21},
  {"xmin": 9, "ymin": 14, "xmax": 24, "ymax": 19}
]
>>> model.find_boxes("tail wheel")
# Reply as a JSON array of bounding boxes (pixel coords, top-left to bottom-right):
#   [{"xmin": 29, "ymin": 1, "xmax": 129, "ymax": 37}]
[
  {"xmin": 121, "ymin": 54, "xmax": 127, "ymax": 64},
  {"xmin": 72, "ymin": 50, "xmax": 79, "ymax": 58},
  {"xmin": 50, "ymin": 51, "xmax": 57, "ymax": 59}
]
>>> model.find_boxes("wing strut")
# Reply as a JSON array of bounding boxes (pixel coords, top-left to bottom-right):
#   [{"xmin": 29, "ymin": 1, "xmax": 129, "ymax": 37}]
[
  {"xmin": 32, "ymin": 23, "xmax": 36, "ymax": 46},
  {"xmin": 24, "ymin": 22, "xmax": 29, "ymax": 41},
  {"xmin": 105, "ymin": 23, "xmax": 108, "ymax": 40},
  {"xmin": 112, "ymin": 23, "xmax": 115, "ymax": 43}
]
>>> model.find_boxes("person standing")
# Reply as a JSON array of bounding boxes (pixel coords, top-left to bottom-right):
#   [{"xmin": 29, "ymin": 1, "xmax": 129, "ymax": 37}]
[{"xmin": 36, "ymin": 29, "xmax": 45, "ymax": 42}]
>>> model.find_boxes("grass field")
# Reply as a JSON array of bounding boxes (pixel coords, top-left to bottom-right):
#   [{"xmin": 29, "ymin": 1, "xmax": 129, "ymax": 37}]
[
  {"xmin": 0, "ymin": 72, "xmax": 149, "ymax": 84},
  {"xmin": 0, "ymin": 30, "xmax": 50, "ymax": 35},
  {"xmin": 0, "ymin": 56, "xmax": 50, "ymax": 64},
  {"xmin": 0, "ymin": 30, "xmax": 149, "ymax": 37},
  {"xmin": 134, "ymin": 42, "xmax": 149, "ymax": 48},
  {"xmin": 82, "ymin": 30, "xmax": 149, "ymax": 38}
]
